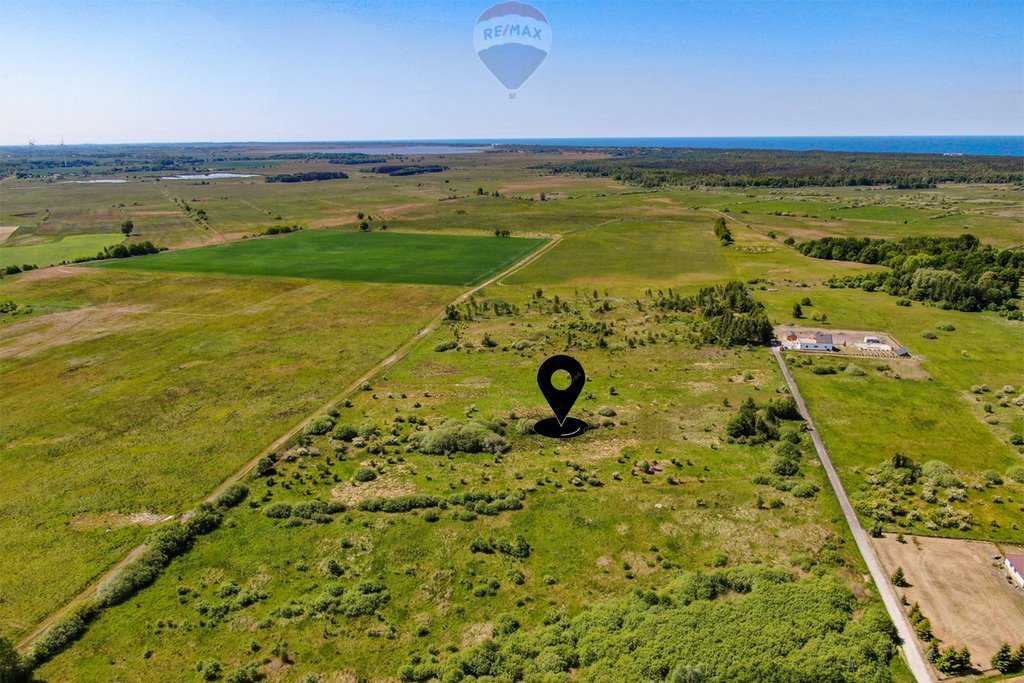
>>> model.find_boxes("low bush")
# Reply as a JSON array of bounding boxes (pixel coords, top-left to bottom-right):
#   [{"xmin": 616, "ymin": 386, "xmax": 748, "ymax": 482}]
[
  {"xmin": 97, "ymin": 559, "xmax": 163, "ymax": 607},
  {"xmin": 304, "ymin": 415, "xmax": 336, "ymax": 436},
  {"xmin": 358, "ymin": 495, "xmax": 441, "ymax": 513},
  {"xmin": 922, "ymin": 460, "xmax": 960, "ymax": 487},
  {"xmin": 264, "ymin": 502, "xmax": 293, "ymax": 519},
  {"xmin": 216, "ymin": 483, "xmax": 249, "ymax": 508},
  {"xmin": 146, "ymin": 522, "xmax": 192, "ymax": 559},
  {"xmin": 292, "ymin": 500, "xmax": 330, "ymax": 519},
  {"xmin": 791, "ymin": 482, "xmax": 819, "ymax": 498},
  {"xmin": 184, "ymin": 504, "xmax": 223, "ymax": 537},
  {"xmin": 769, "ymin": 455, "xmax": 799, "ymax": 477},
  {"xmin": 354, "ymin": 468, "xmax": 378, "ymax": 482},
  {"xmin": 414, "ymin": 420, "xmax": 510, "ymax": 455},
  {"xmin": 1007, "ymin": 465, "xmax": 1024, "ymax": 484},
  {"xmin": 332, "ymin": 424, "xmax": 358, "ymax": 442}
]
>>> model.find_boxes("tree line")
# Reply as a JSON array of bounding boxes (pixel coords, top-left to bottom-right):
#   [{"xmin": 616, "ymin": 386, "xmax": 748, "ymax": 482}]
[
  {"xmin": 265, "ymin": 171, "xmax": 349, "ymax": 183},
  {"xmin": 541, "ymin": 148, "xmax": 1023, "ymax": 188},
  {"xmin": 798, "ymin": 234, "xmax": 1024, "ymax": 313}
]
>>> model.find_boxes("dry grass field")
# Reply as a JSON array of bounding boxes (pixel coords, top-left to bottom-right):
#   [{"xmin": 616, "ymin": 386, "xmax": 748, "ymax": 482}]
[{"xmin": 873, "ymin": 534, "xmax": 1024, "ymax": 672}]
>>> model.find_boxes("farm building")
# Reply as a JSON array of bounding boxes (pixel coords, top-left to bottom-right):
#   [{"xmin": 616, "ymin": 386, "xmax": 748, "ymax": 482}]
[
  {"xmin": 783, "ymin": 332, "xmax": 836, "ymax": 352},
  {"xmin": 1006, "ymin": 554, "xmax": 1024, "ymax": 587}
]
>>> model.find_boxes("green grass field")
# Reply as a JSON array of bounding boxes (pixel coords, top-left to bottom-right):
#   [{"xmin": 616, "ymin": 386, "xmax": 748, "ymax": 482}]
[
  {"xmin": 94, "ymin": 230, "xmax": 549, "ymax": 286},
  {"xmin": 0, "ymin": 150, "xmax": 1020, "ymax": 682},
  {"xmin": 0, "ymin": 234, "xmax": 122, "ymax": 268}
]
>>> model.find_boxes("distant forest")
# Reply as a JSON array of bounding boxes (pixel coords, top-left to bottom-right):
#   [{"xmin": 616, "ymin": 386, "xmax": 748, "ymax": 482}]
[
  {"xmin": 540, "ymin": 147, "xmax": 1023, "ymax": 188},
  {"xmin": 799, "ymin": 234, "xmax": 1024, "ymax": 314},
  {"xmin": 265, "ymin": 171, "xmax": 349, "ymax": 183},
  {"xmin": 366, "ymin": 164, "xmax": 448, "ymax": 176}
]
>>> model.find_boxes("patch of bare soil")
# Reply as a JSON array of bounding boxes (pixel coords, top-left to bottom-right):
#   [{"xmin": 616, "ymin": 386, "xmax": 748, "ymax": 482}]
[
  {"xmin": 13, "ymin": 264, "xmax": 87, "ymax": 283},
  {"xmin": 70, "ymin": 512, "xmax": 172, "ymax": 529},
  {"xmin": 331, "ymin": 477, "xmax": 415, "ymax": 505},
  {"xmin": 0, "ymin": 226, "xmax": 19, "ymax": 243},
  {"xmin": 461, "ymin": 622, "xmax": 494, "ymax": 648},
  {"xmin": 873, "ymin": 534, "xmax": 1024, "ymax": 670},
  {"xmin": 0, "ymin": 303, "xmax": 153, "ymax": 359}
]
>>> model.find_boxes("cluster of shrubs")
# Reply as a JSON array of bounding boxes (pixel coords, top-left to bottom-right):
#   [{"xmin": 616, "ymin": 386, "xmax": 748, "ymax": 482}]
[
  {"xmin": 652, "ymin": 281, "xmax": 773, "ymax": 347},
  {"xmin": 927, "ymin": 642, "xmax": 972, "ymax": 674},
  {"xmin": 725, "ymin": 397, "xmax": 802, "ymax": 443},
  {"xmin": 908, "ymin": 602, "xmax": 933, "ymax": 640},
  {"xmin": 469, "ymin": 534, "xmax": 531, "ymax": 558},
  {"xmin": 73, "ymin": 240, "xmax": 161, "ymax": 263},
  {"xmin": 307, "ymin": 580, "xmax": 389, "ymax": 618},
  {"xmin": 263, "ymin": 499, "xmax": 346, "ymax": 521},
  {"xmin": 259, "ymin": 224, "xmax": 302, "ymax": 235},
  {"xmin": 413, "ymin": 420, "xmax": 510, "ymax": 455},
  {"xmin": 357, "ymin": 490, "xmax": 525, "ymax": 517},
  {"xmin": 991, "ymin": 643, "xmax": 1024, "ymax": 674},
  {"xmin": 3, "ymin": 263, "xmax": 37, "ymax": 275}
]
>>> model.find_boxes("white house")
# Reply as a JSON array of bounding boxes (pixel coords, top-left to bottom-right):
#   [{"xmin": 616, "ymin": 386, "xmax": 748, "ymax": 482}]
[
  {"xmin": 1006, "ymin": 554, "xmax": 1024, "ymax": 587},
  {"xmin": 798, "ymin": 333, "xmax": 836, "ymax": 351},
  {"xmin": 782, "ymin": 332, "xmax": 836, "ymax": 351}
]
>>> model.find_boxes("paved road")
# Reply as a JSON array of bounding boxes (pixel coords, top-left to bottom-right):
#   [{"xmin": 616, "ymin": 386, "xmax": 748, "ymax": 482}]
[
  {"xmin": 772, "ymin": 346, "xmax": 934, "ymax": 683},
  {"xmin": 17, "ymin": 234, "xmax": 563, "ymax": 654}
]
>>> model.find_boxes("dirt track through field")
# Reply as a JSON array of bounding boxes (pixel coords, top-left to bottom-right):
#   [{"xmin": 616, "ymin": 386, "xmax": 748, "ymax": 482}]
[{"xmin": 14, "ymin": 232, "xmax": 561, "ymax": 654}]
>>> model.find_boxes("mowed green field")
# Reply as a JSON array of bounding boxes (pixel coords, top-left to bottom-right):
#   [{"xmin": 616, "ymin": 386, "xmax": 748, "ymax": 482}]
[
  {"xmin": 0, "ymin": 234, "xmax": 122, "ymax": 268},
  {"xmin": 95, "ymin": 230, "xmax": 549, "ymax": 286}
]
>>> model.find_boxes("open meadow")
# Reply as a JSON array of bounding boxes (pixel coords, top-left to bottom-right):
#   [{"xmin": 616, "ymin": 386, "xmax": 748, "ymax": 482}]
[{"xmin": 0, "ymin": 146, "xmax": 1020, "ymax": 682}]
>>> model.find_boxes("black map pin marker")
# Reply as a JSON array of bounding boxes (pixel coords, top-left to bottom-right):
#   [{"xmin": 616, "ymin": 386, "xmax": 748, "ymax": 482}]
[{"xmin": 535, "ymin": 354, "xmax": 589, "ymax": 439}]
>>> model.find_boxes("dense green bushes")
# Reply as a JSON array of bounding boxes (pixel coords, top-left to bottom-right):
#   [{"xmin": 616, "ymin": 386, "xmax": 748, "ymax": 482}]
[
  {"xmin": 726, "ymin": 397, "xmax": 802, "ymax": 442},
  {"xmin": 713, "ymin": 217, "xmax": 733, "ymax": 245},
  {"xmin": 303, "ymin": 414, "xmax": 336, "ymax": 436},
  {"xmin": 358, "ymin": 495, "xmax": 442, "ymax": 513},
  {"xmin": 414, "ymin": 420, "xmax": 510, "ymax": 455},
  {"xmin": 215, "ymin": 483, "xmax": 249, "ymax": 509},
  {"xmin": 470, "ymin": 535, "xmax": 532, "ymax": 558},
  {"xmin": 0, "ymin": 636, "xmax": 23, "ymax": 683},
  {"xmin": 806, "ymin": 234, "xmax": 1024, "ymax": 312},
  {"xmin": 264, "ymin": 502, "xmax": 293, "ymax": 519},
  {"xmin": 357, "ymin": 490, "xmax": 525, "ymax": 517},
  {"xmin": 653, "ymin": 281, "xmax": 774, "ymax": 347},
  {"xmin": 97, "ymin": 508, "xmax": 222, "ymax": 610},
  {"xmin": 24, "ymin": 601, "xmax": 98, "ymax": 669},
  {"xmin": 399, "ymin": 566, "xmax": 897, "ymax": 682}
]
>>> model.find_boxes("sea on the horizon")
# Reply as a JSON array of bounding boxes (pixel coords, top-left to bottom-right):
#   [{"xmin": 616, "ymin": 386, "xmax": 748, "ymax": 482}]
[{"xmin": 424, "ymin": 136, "xmax": 1023, "ymax": 157}]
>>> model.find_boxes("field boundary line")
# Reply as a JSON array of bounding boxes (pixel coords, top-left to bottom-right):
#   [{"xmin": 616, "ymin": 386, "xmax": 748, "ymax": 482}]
[
  {"xmin": 14, "ymin": 233, "xmax": 560, "ymax": 655},
  {"xmin": 772, "ymin": 346, "xmax": 934, "ymax": 683}
]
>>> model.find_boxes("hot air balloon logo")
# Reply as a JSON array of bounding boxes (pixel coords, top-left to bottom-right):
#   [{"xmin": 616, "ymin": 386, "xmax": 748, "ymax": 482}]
[{"xmin": 474, "ymin": 2, "xmax": 551, "ymax": 98}]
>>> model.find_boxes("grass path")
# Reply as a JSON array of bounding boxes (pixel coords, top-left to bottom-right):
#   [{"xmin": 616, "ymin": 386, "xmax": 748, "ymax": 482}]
[
  {"xmin": 14, "ymin": 233, "xmax": 562, "ymax": 655},
  {"xmin": 772, "ymin": 346, "xmax": 934, "ymax": 683}
]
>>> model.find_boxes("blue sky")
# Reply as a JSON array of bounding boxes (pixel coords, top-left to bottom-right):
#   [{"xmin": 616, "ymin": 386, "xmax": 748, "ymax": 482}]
[{"xmin": 2, "ymin": 0, "xmax": 1021, "ymax": 144}]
